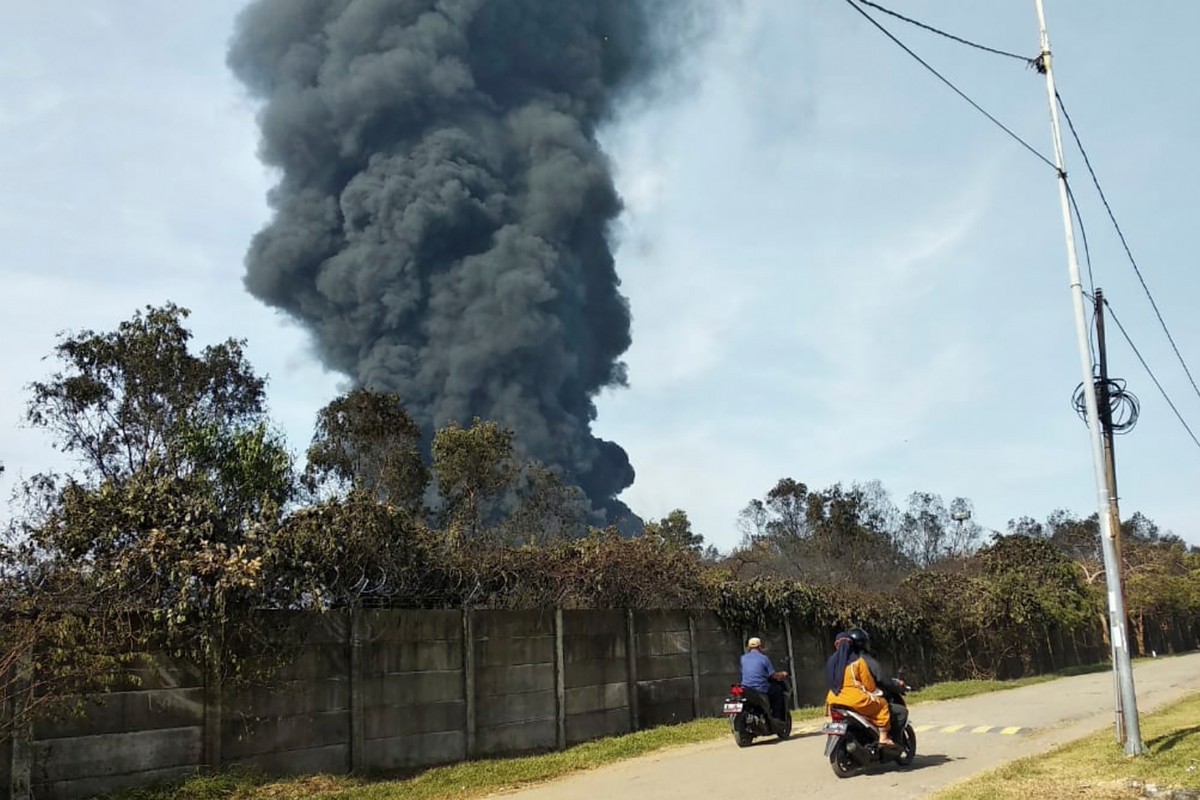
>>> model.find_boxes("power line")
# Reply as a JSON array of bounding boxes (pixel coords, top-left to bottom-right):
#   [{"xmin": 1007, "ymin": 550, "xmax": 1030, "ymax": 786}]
[
  {"xmin": 1055, "ymin": 90, "xmax": 1200, "ymax": 407},
  {"xmin": 1065, "ymin": 180, "xmax": 1096, "ymax": 300},
  {"xmin": 840, "ymin": 0, "xmax": 1056, "ymax": 170},
  {"xmin": 853, "ymin": 0, "xmax": 1036, "ymax": 64},
  {"xmin": 1103, "ymin": 297, "xmax": 1200, "ymax": 452}
]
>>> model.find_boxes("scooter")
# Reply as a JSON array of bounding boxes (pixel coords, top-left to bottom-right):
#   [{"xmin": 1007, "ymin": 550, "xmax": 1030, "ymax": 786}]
[
  {"xmin": 723, "ymin": 675, "xmax": 793, "ymax": 747},
  {"xmin": 822, "ymin": 680, "xmax": 916, "ymax": 777}
]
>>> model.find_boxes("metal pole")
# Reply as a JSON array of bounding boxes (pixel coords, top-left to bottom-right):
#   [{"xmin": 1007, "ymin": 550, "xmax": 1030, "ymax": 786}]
[
  {"xmin": 1095, "ymin": 290, "xmax": 1126, "ymax": 573},
  {"xmin": 1033, "ymin": 0, "xmax": 1143, "ymax": 755},
  {"xmin": 1095, "ymin": 289, "xmax": 1126, "ymax": 744}
]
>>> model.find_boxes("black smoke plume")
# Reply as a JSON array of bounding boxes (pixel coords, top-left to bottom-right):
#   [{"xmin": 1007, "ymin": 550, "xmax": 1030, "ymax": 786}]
[{"xmin": 229, "ymin": 0, "xmax": 679, "ymax": 524}]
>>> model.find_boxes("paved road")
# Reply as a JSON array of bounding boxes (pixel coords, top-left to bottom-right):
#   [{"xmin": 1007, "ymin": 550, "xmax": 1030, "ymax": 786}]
[{"xmin": 499, "ymin": 653, "xmax": 1200, "ymax": 799}]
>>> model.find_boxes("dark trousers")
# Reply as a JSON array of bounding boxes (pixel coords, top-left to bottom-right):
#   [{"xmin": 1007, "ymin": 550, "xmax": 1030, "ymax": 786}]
[
  {"xmin": 767, "ymin": 681, "xmax": 787, "ymax": 720},
  {"xmin": 889, "ymin": 702, "xmax": 909, "ymax": 737}
]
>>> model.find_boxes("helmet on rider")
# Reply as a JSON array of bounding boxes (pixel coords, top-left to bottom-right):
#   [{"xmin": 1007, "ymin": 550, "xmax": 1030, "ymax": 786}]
[{"xmin": 845, "ymin": 628, "xmax": 870, "ymax": 651}]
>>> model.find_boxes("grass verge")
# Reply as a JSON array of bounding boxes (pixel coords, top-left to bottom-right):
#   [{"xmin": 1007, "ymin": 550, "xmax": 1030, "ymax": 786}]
[
  {"xmin": 107, "ymin": 663, "xmax": 1117, "ymax": 800},
  {"xmin": 904, "ymin": 662, "xmax": 1129, "ymax": 704},
  {"xmin": 931, "ymin": 692, "xmax": 1200, "ymax": 799}
]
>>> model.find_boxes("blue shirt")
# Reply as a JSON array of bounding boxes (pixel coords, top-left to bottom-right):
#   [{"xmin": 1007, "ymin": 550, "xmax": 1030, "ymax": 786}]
[{"xmin": 740, "ymin": 649, "xmax": 776, "ymax": 692}]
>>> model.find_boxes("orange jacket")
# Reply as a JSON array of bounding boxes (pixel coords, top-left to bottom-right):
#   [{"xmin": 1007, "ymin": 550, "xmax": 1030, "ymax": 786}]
[{"xmin": 825, "ymin": 655, "xmax": 891, "ymax": 729}]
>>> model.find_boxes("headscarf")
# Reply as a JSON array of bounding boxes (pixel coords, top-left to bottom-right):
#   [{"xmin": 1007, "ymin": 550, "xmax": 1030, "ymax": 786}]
[{"xmin": 825, "ymin": 631, "xmax": 860, "ymax": 694}]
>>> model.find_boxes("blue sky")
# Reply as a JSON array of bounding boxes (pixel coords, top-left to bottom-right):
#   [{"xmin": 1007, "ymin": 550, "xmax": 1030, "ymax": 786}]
[{"xmin": 3, "ymin": 1, "xmax": 1199, "ymax": 549}]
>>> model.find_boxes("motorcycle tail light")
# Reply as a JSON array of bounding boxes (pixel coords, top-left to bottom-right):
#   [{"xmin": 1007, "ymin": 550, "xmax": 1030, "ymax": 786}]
[
  {"xmin": 830, "ymin": 709, "xmax": 846, "ymax": 721},
  {"xmin": 730, "ymin": 685, "xmax": 745, "ymax": 696}
]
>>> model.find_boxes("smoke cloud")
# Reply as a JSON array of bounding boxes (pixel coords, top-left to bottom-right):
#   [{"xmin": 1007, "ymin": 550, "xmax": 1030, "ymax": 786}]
[{"xmin": 228, "ymin": 0, "xmax": 678, "ymax": 524}]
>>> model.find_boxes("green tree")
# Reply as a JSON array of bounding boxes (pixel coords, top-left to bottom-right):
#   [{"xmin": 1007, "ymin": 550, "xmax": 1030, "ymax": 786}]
[
  {"xmin": 432, "ymin": 418, "xmax": 518, "ymax": 538},
  {"xmin": 728, "ymin": 479, "xmax": 909, "ymax": 584},
  {"xmin": 13, "ymin": 303, "xmax": 296, "ymax": 688},
  {"xmin": 644, "ymin": 508, "xmax": 706, "ymax": 552},
  {"xmin": 899, "ymin": 491, "xmax": 950, "ymax": 568},
  {"xmin": 303, "ymin": 388, "xmax": 428, "ymax": 511},
  {"xmin": 26, "ymin": 303, "xmax": 267, "ymax": 484}
]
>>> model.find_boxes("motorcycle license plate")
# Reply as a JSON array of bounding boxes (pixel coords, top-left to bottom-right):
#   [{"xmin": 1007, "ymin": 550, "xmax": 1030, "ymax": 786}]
[
  {"xmin": 723, "ymin": 701, "xmax": 744, "ymax": 714},
  {"xmin": 821, "ymin": 721, "xmax": 847, "ymax": 735}
]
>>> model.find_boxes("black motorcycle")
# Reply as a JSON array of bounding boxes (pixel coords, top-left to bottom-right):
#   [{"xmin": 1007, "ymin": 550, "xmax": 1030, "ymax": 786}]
[
  {"xmin": 722, "ymin": 676, "xmax": 793, "ymax": 747},
  {"xmin": 822, "ymin": 680, "xmax": 916, "ymax": 777}
]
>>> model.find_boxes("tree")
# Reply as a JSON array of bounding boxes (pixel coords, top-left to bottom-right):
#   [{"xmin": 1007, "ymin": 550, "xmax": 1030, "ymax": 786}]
[
  {"xmin": 765, "ymin": 478, "xmax": 809, "ymax": 541},
  {"xmin": 497, "ymin": 462, "xmax": 590, "ymax": 544},
  {"xmin": 727, "ymin": 479, "xmax": 909, "ymax": 585},
  {"xmin": 1007, "ymin": 515, "xmax": 1046, "ymax": 539},
  {"xmin": 1045, "ymin": 510, "xmax": 1101, "ymax": 580},
  {"xmin": 26, "ymin": 303, "xmax": 267, "ymax": 484},
  {"xmin": 899, "ymin": 491, "xmax": 950, "ymax": 568},
  {"xmin": 432, "ymin": 419, "xmax": 519, "ymax": 538},
  {"xmin": 304, "ymin": 388, "xmax": 428, "ymax": 511},
  {"xmin": 11, "ymin": 303, "xmax": 297, "ymax": 694},
  {"xmin": 644, "ymin": 509, "xmax": 706, "ymax": 553}
]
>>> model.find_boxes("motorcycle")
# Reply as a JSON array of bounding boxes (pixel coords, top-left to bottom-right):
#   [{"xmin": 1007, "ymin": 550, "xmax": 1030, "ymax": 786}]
[
  {"xmin": 722, "ymin": 670, "xmax": 793, "ymax": 747},
  {"xmin": 822, "ymin": 679, "xmax": 916, "ymax": 777}
]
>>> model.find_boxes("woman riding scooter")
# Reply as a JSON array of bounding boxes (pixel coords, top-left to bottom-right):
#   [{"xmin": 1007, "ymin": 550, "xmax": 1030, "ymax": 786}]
[{"xmin": 824, "ymin": 628, "xmax": 907, "ymax": 748}]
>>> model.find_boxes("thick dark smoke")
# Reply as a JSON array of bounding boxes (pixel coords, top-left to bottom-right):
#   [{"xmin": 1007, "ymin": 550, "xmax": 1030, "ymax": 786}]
[{"xmin": 229, "ymin": 0, "xmax": 673, "ymax": 524}]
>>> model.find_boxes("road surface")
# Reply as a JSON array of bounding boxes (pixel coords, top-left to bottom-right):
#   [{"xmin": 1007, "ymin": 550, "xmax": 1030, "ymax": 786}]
[{"xmin": 499, "ymin": 652, "xmax": 1200, "ymax": 799}]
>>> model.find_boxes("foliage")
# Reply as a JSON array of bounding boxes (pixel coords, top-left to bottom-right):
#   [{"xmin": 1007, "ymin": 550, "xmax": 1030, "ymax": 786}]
[
  {"xmin": 643, "ymin": 509, "xmax": 708, "ymax": 554},
  {"xmin": 432, "ymin": 418, "xmax": 519, "ymax": 537},
  {"xmin": 7, "ymin": 301, "xmax": 1200, "ymax": 745},
  {"xmin": 25, "ymin": 303, "xmax": 266, "ymax": 484},
  {"xmin": 5, "ymin": 304, "xmax": 295, "ymax": 713},
  {"xmin": 730, "ymin": 479, "xmax": 913, "ymax": 585},
  {"xmin": 303, "ymin": 389, "xmax": 428, "ymax": 511},
  {"xmin": 496, "ymin": 462, "xmax": 591, "ymax": 545}
]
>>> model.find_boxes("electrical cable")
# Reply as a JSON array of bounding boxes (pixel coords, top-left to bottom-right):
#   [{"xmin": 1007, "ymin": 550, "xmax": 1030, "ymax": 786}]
[
  {"xmin": 852, "ymin": 0, "xmax": 1037, "ymax": 64},
  {"xmin": 840, "ymin": 0, "xmax": 1057, "ymax": 171},
  {"xmin": 1056, "ymin": 90, "xmax": 1200, "ymax": 407},
  {"xmin": 1072, "ymin": 376, "xmax": 1139, "ymax": 434},
  {"xmin": 1103, "ymin": 298, "xmax": 1200, "ymax": 452}
]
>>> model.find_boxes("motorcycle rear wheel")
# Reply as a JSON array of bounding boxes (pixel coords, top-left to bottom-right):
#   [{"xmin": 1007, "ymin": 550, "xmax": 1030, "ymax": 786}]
[
  {"xmin": 829, "ymin": 739, "xmax": 858, "ymax": 778},
  {"xmin": 735, "ymin": 730, "xmax": 754, "ymax": 748},
  {"xmin": 895, "ymin": 725, "xmax": 917, "ymax": 767},
  {"xmin": 777, "ymin": 715, "xmax": 793, "ymax": 741}
]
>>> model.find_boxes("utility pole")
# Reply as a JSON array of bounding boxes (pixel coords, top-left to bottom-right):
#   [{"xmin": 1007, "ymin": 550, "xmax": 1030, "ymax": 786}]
[
  {"xmin": 1033, "ymin": 0, "xmax": 1143, "ymax": 755},
  {"xmin": 1095, "ymin": 287, "xmax": 1130, "ymax": 744},
  {"xmin": 1095, "ymin": 289, "xmax": 1126, "ymax": 571}
]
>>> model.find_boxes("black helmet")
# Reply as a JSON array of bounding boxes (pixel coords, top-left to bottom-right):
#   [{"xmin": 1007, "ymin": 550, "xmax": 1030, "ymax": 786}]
[{"xmin": 846, "ymin": 628, "xmax": 870, "ymax": 650}]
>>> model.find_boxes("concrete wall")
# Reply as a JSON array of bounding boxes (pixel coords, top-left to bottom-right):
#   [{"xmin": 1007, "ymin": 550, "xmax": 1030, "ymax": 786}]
[
  {"xmin": 358, "ymin": 609, "xmax": 465, "ymax": 771},
  {"xmin": 472, "ymin": 610, "xmax": 556, "ymax": 757},
  {"xmin": 562, "ymin": 610, "xmax": 630, "ymax": 745},
  {"xmin": 632, "ymin": 610, "xmax": 695, "ymax": 729},
  {"xmin": 28, "ymin": 655, "xmax": 204, "ymax": 800},
  {"xmin": 222, "ymin": 612, "xmax": 350, "ymax": 778},
  {"xmin": 5, "ymin": 608, "xmax": 1110, "ymax": 799}
]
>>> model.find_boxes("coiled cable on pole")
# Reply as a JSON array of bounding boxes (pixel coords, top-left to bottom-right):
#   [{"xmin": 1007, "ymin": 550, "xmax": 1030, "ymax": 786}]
[{"xmin": 1073, "ymin": 374, "xmax": 1140, "ymax": 434}]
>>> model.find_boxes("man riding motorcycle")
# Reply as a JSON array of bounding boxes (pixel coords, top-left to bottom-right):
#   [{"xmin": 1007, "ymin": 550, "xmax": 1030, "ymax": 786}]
[
  {"xmin": 740, "ymin": 637, "xmax": 789, "ymax": 721},
  {"xmin": 824, "ymin": 628, "xmax": 908, "ymax": 748}
]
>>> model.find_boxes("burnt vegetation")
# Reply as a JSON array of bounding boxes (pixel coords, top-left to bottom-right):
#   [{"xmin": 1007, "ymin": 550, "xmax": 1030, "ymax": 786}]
[{"xmin": 2, "ymin": 305, "xmax": 1199, "ymax": 738}]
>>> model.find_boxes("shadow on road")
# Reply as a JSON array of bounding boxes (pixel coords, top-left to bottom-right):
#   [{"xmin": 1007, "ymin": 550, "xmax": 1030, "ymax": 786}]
[
  {"xmin": 743, "ymin": 730, "xmax": 826, "ymax": 746},
  {"xmin": 841, "ymin": 752, "xmax": 958, "ymax": 776},
  {"xmin": 897, "ymin": 753, "xmax": 958, "ymax": 772}
]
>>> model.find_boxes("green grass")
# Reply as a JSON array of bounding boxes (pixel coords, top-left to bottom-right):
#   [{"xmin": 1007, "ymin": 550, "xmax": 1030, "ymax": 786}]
[
  {"xmin": 906, "ymin": 662, "xmax": 1114, "ymax": 704},
  {"xmin": 931, "ymin": 692, "xmax": 1200, "ymax": 799},
  {"xmin": 107, "ymin": 663, "xmax": 1123, "ymax": 800},
  {"xmin": 906, "ymin": 676, "xmax": 1056, "ymax": 703}
]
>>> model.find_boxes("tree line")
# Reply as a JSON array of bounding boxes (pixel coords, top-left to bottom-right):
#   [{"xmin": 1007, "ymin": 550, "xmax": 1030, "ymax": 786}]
[{"xmin": 2, "ymin": 304, "xmax": 1198, "ymax": 737}]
